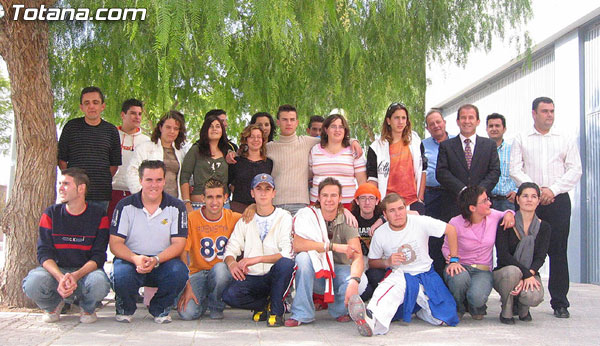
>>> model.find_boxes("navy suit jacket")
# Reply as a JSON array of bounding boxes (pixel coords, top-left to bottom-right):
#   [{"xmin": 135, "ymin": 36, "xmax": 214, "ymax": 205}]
[{"xmin": 435, "ymin": 135, "xmax": 500, "ymax": 198}]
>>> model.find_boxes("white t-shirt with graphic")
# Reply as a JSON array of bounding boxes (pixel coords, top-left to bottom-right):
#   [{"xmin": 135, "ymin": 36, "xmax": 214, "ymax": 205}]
[{"xmin": 368, "ymin": 214, "xmax": 446, "ymax": 275}]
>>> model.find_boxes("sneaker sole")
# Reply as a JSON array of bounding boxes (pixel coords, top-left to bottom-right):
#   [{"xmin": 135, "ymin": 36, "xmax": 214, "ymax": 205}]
[{"xmin": 348, "ymin": 295, "xmax": 373, "ymax": 337}]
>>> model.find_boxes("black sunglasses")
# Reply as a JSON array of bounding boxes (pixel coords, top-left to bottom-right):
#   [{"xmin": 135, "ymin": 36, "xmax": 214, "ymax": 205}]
[{"xmin": 387, "ymin": 102, "xmax": 407, "ymax": 113}]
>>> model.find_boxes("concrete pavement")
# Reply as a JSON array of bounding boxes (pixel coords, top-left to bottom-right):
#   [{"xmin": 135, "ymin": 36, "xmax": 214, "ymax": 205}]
[{"xmin": 1, "ymin": 281, "xmax": 599, "ymax": 346}]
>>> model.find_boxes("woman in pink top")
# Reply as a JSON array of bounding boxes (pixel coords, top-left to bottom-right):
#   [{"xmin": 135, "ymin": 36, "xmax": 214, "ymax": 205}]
[
  {"xmin": 309, "ymin": 114, "xmax": 367, "ymax": 209},
  {"xmin": 442, "ymin": 185, "xmax": 515, "ymax": 320}
]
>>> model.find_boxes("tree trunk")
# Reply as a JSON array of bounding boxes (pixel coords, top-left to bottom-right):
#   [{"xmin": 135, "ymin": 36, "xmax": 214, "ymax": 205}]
[{"xmin": 0, "ymin": 0, "xmax": 57, "ymax": 307}]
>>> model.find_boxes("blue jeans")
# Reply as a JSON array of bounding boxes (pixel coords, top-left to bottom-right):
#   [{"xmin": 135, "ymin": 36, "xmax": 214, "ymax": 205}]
[
  {"xmin": 275, "ymin": 203, "xmax": 307, "ymax": 217},
  {"xmin": 222, "ymin": 257, "xmax": 295, "ymax": 316},
  {"xmin": 87, "ymin": 200, "xmax": 110, "ymax": 213},
  {"xmin": 443, "ymin": 265, "xmax": 493, "ymax": 315},
  {"xmin": 491, "ymin": 197, "xmax": 515, "ymax": 212},
  {"xmin": 177, "ymin": 262, "xmax": 232, "ymax": 320},
  {"xmin": 111, "ymin": 258, "xmax": 188, "ymax": 317},
  {"xmin": 290, "ymin": 252, "xmax": 352, "ymax": 322},
  {"xmin": 22, "ymin": 267, "xmax": 110, "ymax": 313}
]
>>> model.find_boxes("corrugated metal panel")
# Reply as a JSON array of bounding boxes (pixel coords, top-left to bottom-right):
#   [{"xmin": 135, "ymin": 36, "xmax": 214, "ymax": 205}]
[
  {"xmin": 584, "ymin": 22, "xmax": 600, "ymax": 284},
  {"xmin": 442, "ymin": 51, "xmax": 555, "ymax": 139}
]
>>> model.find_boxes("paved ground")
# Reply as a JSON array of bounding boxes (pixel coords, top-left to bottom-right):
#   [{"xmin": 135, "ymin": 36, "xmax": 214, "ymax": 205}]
[{"xmin": 1, "ymin": 280, "xmax": 599, "ymax": 346}]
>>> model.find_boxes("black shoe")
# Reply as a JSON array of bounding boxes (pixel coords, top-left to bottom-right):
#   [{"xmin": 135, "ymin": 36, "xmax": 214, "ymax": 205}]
[
  {"xmin": 519, "ymin": 312, "xmax": 532, "ymax": 322},
  {"xmin": 267, "ymin": 313, "xmax": 284, "ymax": 327},
  {"xmin": 252, "ymin": 307, "xmax": 268, "ymax": 322},
  {"xmin": 499, "ymin": 314, "xmax": 515, "ymax": 325},
  {"xmin": 554, "ymin": 307, "xmax": 570, "ymax": 318}
]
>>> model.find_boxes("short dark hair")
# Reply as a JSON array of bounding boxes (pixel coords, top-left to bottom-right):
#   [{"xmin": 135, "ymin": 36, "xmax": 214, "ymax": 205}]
[
  {"xmin": 80, "ymin": 86, "xmax": 104, "ymax": 104},
  {"xmin": 61, "ymin": 168, "xmax": 89, "ymax": 195},
  {"xmin": 138, "ymin": 160, "xmax": 166, "ymax": 180},
  {"xmin": 486, "ymin": 113, "xmax": 506, "ymax": 128},
  {"xmin": 458, "ymin": 185, "xmax": 486, "ymax": 223},
  {"xmin": 121, "ymin": 98, "xmax": 143, "ymax": 114},
  {"xmin": 457, "ymin": 104, "xmax": 479, "ymax": 120},
  {"xmin": 425, "ymin": 109, "xmax": 443, "ymax": 126},
  {"xmin": 380, "ymin": 193, "xmax": 405, "ymax": 211},
  {"xmin": 516, "ymin": 182, "xmax": 541, "ymax": 199},
  {"xmin": 204, "ymin": 178, "xmax": 226, "ymax": 195},
  {"xmin": 276, "ymin": 104, "xmax": 297, "ymax": 119},
  {"xmin": 205, "ymin": 109, "xmax": 226, "ymax": 119},
  {"xmin": 532, "ymin": 97, "xmax": 554, "ymax": 111},
  {"xmin": 308, "ymin": 115, "xmax": 324, "ymax": 129}
]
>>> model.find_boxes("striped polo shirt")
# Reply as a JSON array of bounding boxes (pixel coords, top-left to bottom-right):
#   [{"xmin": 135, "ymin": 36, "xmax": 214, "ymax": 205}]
[{"xmin": 110, "ymin": 191, "xmax": 188, "ymax": 256}]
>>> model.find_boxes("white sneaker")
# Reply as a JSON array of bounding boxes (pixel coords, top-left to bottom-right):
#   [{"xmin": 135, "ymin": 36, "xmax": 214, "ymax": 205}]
[
  {"xmin": 154, "ymin": 315, "xmax": 172, "ymax": 324},
  {"xmin": 115, "ymin": 314, "xmax": 133, "ymax": 323},
  {"xmin": 80, "ymin": 312, "xmax": 98, "ymax": 323},
  {"xmin": 348, "ymin": 295, "xmax": 374, "ymax": 337},
  {"xmin": 42, "ymin": 301, "xmax": 65, "ymax": 323}
]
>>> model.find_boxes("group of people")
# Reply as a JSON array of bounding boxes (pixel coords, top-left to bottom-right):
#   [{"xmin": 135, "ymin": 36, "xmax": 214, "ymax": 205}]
[{"xmin": 21, "ymin": 86, "xmax": 582, "ymax": 338}]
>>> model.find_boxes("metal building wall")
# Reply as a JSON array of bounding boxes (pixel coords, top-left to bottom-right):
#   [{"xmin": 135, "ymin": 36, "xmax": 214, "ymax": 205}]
[
  {"xmin": 442, "ymin": 50, "xmax": 555, "ymax": 140},
  {"xmin": 584, "ymin": 21, "xmax": 600, "ymax": 284}
]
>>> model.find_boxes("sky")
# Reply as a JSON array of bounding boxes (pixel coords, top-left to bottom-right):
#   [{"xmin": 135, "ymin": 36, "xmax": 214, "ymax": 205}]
[{"xmin": 425, "ymin": 0, "xmax": 600, "ymax": 109}]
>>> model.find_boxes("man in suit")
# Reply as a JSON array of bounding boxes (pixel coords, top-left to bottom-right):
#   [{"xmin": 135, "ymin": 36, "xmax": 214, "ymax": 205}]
[{"xmin": 436, "ymin": 104, "xmax": 500, "ymax": 220}]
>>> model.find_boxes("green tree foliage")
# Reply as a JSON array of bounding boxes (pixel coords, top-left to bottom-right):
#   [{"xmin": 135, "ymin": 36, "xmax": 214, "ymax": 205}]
[
  {"xmin": 49, "ymin": 0, "xmax": 531, "ymax": 145},
  {"xmin": 0, "ymin": 75, "xmax": 11, "ymax": 154}
]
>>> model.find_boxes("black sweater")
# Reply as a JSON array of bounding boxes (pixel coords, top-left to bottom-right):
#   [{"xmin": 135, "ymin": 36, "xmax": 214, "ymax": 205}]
[{"xmin": 494, "ymin": 219, "xmax": 551, "ymax": 278}]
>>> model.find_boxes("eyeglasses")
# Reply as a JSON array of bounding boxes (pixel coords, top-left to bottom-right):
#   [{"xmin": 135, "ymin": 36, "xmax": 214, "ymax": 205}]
[
  {"xmin": 387, "ymin": 102, "xmax": 407, "ymax": 113},
  {"xmin": 358, "ymin": 196, "xmax": 377, "ymax": 202},
  {"xmin": 477, "ymin": 197, "xmax": 491, "ymax": 205},
  {"xmin": 328, "ymin": 125, "xmax": 345, "ymax": 130},
  {"xmin": 248, "ymin": 136, "xmax": 263, "ymax": 140}
]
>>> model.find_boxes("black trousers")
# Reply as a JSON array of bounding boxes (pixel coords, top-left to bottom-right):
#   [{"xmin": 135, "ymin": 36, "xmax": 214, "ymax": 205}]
[{"xmin": 535, "ymin": 193, "xmax": 571, "ymax": 309}]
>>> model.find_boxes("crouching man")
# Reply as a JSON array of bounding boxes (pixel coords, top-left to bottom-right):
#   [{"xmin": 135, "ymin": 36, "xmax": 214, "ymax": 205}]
[
  {"xmin": 222, "ymin": 174, "xmax": 295, "ymax": 327},
  {"xmin": 286, "ymin": 177, "xmax": 365, "ymax": 327},
  {"xmin": 349, "ymin": 193, "xmax": 461, "ymax": 336},
  {"xmin": 177, "ymin": 178, "xmax": 241, "ymax": 320},
  {"xmin": 23, "ymin": 168, "xmax": 110, "ymax": 323},
  {"xmin": 110, "ymin": 160, "xmax": 189, "ymax": 324}
]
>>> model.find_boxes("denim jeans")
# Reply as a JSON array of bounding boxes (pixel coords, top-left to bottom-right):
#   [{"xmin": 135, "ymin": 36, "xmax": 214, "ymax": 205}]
[
  {"xmin": 177, "ymin": 262, "xmax": 232, "ymax": 320},
  {"xmin": 290, "ymin": 252, "xmax": 352, "ymax": 322},
  {"xmin": 491, "ymin": 197, "xmax": 515, "ymax": 212},
  {"xmin": 443, "ymin": 265, "xmax": 493, "ymax": 315},
  {"xmin": 22, "ymin": 266, "xmax": 110, "ymax": 313},
  {"xmin": 111, "ymin": 258, "xmax": 188, "ymax": 317},
  {"xmin": 222, "ymin": 257, "xmax": 295, "ymax": 316},
  {"xmin": 275, "ymin": 203, "xmax": 307, "ymax": 217}
]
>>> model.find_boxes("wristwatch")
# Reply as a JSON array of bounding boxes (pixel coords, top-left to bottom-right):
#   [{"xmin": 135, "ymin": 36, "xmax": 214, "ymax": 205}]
[
  {"xmin": 350, "ymin": 276, "xmax": 361, "ymax": 284},
  {"xmin": 153, "ymin": 255, "xmax": 161, "ymax": 267}
]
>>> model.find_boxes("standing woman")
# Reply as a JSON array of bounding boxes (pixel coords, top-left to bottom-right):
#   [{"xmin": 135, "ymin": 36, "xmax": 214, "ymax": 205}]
[
  {"xmin": 366, "ymin": 102, "xmax": 426, "ymax": 213},
  {"xmin": 127, "ymin": 110, "xmax": 187, "ymax": 198},
  {"xmin": 228, "ymin": 124, "xmax": 273, "ymax": 213},
  {"xmin": 308, "ymin": 114, "xmax": 367, "ymax": 209},
  {"xmin": 493, "ymin": 182, "xmax": 550, "ymax": 324},
  {"xmin": 250, "ymin": 112, "xmax": 277, "ymax": 142},
  {"xmin": 442, "ymin": 185, "xmax": 515, "ymax": 320},
  {"xmin": 180, "ymin": 114, "xmax": 230, "ymax": 212}
]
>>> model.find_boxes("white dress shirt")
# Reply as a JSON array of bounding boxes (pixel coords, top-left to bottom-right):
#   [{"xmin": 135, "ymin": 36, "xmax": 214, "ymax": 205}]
[
  {"xmin": 459, "ymin": 133, "xmax": 477, "ymax": 154},
  {"xmin": 509, "ymin": 126, "xmax": 582, "ymax": 195}
]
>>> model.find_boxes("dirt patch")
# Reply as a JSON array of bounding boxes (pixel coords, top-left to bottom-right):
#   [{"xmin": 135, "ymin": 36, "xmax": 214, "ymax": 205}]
[{"xmin": 0, "ymin": 303, "xmax": 41, "ymax": 313}]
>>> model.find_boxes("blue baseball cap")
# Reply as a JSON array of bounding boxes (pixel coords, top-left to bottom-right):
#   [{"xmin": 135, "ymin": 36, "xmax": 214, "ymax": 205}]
[{"xmin": 251, "ymin": 173, "xmax": 275, "ymax": 189}]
